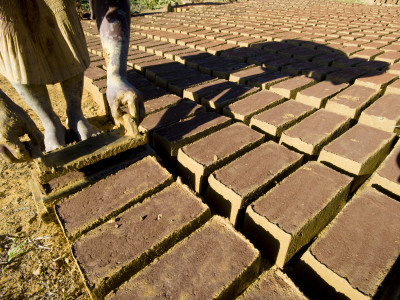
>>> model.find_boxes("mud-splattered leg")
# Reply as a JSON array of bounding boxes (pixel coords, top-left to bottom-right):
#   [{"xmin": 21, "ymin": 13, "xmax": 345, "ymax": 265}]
[
  {"xmin": 11, "ymin": 82, "xmax": 66, "ymax": 152},
  {"xmin": 95, "ymin": 0, "xmax": 144, "ymax": 126},
  {"xmin": 60, "ymin": 72, "xmax": 100, "ymax": 141}
]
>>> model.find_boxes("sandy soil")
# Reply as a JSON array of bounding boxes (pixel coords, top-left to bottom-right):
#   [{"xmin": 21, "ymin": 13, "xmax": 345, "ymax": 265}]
[{"xmin": 0, "ymin": 74, "xmax": 104, "ymax": 299}]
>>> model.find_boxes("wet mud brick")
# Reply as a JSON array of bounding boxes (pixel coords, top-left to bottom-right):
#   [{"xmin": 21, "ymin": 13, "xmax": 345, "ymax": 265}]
[
  {"xmin": 280, "ymin": 110, "xmax": 351, "ymax": 156},
  {"xmin": 358, "ymin": 94, "xmax": 400, "ymax": 134},
  {"xmin": 143, "ymin": 94, "xmax": 181, "ymax": 116},
  {"xmin": 354, "ymin": 71, "xmax": 398, "ymax": 90},
  {"xmin": 318, "ymin": 124, "xmax": 396, "ymax": 177},
  {"xmin": 324, "ymin": 85, "xmax": 381, "ymax": 120},
  {"xmin": 30, "ymin": 145, "xmax": 153, "ymax": 215},
  {"xmin": 250, "ymin": 100, "xmax": 316, "ymax": 139},
  {"xmin": 73, "ymin": 183, "xmax": 211, "ymax": 299},
  {"xmin": 206, "ymin": 142, "xmax": 303, "ymax": 225},
  {"xmin": 140, "ymin": 100, "xmax": 206, "ymax": 134},
  {"xmin": 167, "ymin": 73, "xmax": 214, "ymax": 97},
  {"xmin": 386, "ymin": 79, "xmax": 400, "ymax": 95},
  {"xmin": 325, "ymin": 67, "xmax": 367, "ymax": 84},
  {"xmin": 201, "ymin": 84, "xmax": 259, "ymax": 113},
  {"xmin": 229, "ymin": 66, "xmax": 274, "ymax": 84},
  {"xmin": 152, "ymin": 112, "xmax": 231, "ymax": 161},
  {"xmin": 247, "ymin": 71, "xmax": 291, "ymax": 89},
  {"xmin": 223, "ymin": 90, "xmax": 285, "ymax": 125},
  {"xmin": 177, "ymin": 123, "xmax": 264, "ymax": 193},
  {"xmin": 56, "ymin": 156, "xmax": 174, "ymax": 241},
  {"xmin": 295, "ymin": 81, "xmax": 348, "ymax": 108},
  {"xmin": 182, "ymin": 79, "xmax": 232, "ymax": 102},
  {"xmin": 33, "ymin": 128, "xmax": 149, "ymax": 184},
  {"xmin": 369, "ymin": 140, "xmax": 400, "ymax": 197},
  {"xmin": 105, "ymin": 216, "xmax": 260, "ymax": 300},
  {"xmin": 269, "ymin": 76, "xmax": 316, "ymax": 99},
  {"xmin": 300, "ymin": 188, "xmax": 400, "ymax": 300},
  {"xmin": 243, "ymin": 162, "xmax": 352, "ymax": 267},
  {"xmin": 238, "ymin": 268, "xmax": 307, "ymax": 300}
]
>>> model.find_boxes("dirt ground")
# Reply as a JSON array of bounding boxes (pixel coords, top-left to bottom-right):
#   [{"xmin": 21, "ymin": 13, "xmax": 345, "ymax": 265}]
[{"xmin": 0, "ymin": 74, "xmax": 103, "ymax": 299}]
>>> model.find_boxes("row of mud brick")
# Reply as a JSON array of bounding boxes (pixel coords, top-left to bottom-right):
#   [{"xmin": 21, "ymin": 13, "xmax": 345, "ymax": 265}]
[{"xmin": 33, "ymin": 0, "xmax": 400, "ymax": 299}]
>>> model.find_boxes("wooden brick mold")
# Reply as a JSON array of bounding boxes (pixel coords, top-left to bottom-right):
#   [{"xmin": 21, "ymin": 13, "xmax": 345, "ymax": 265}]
[
  {"xmin": 177, "ymin": 123, "xmax": 264, "ymax": 193},
  {"xmin": 369, "ymin": 140, "xmax": 400, "ymax": 198},
  {"xmin": 55, "ymin": 156, "xmax": 174, "ymax": 242},
  {"xmin": 105, "ymin": 216, "xmax": 261, "ymax": 300},
  {"xmin": 73, "ymin": 182, "xmax": 211, "ymax": 299},
  {"xmin": 206, "ymin": 142, "xmax": 303, "ymax": 226},
  {"xmin": 318, "ymin": 124, "xmax": 396, "ymax": 177},
  {"xmin": 280, "ymin": 110, "xmax": 351, "ymax": 157},
  {"xmin": 358, "ymin": 94, "xmax": 400, "ymax": 134},
  {"xmin": 300, "ymin": 188, "xmax": 400, "ymax": 300},
  {"xmin": 238, "ymin": 267, "xmax": 307, "ymax": 300},
  {"xmin": 324, "ymin": 85, "xmax": 381, "ymax": 120},
  {"xmin": 243, "ymin": 162, "xmax": 352, "ymax": 267}
]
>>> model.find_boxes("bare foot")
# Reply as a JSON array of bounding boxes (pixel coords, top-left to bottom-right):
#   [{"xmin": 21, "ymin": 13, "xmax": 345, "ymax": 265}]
[
  {"xmin": 66, "ymin": 117, "xmax": 101, "ymax": 141},
  {"xmin": 44, "ymin": 122, "xmax": 66, "ymax": 152},
  {"xmin": 106, "ymin": 76, "xmax": 145, "ymax": 126}
]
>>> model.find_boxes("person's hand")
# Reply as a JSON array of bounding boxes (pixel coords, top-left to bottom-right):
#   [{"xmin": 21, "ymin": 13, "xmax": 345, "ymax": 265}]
[
  {"xmin": 0, "ymin": 91, "xmax": 44, "ymax": 163},
  {"xmin": 106, "ymin": 77, "xmax": 145, "ymax": 127}
]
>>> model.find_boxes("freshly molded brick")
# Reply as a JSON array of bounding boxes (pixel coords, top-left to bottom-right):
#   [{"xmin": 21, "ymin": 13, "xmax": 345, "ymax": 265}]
[
  {"xmin": 243, "ymin": 162, "xmax": 352, "ymax": 267},
  {"xmin": 354, "ymin": 71, "xmax": 398, "ymax": 90},
  {"xmin": 358, "ymin": 94, "xmax": 400, "ymax": 133},
  {"xmin": 247, "ymin": 71, "xmax": 291, "ymax": 89},
  {"xmin": 301, "ymin": 188, "xmax": 400, "ymax": 299},
  {"xmin": 56, "ymin": 156, "xmax": 173, "ymax": 241},
  {"xmin": 73, "ymin": 183, "xmax": 210, "ymax": 299},
  {"xmin": 325, "ymin": 85, "xmax": 381, "ymax": 120},
  {"xmin": 177, "ymin": 123, "xmax": 264, "ymax": 193},
  {"xmin": 280, "ymin": 110, "xmax": 351, "ymax": 156},
  {"xmin": 269, "ymin": 76, "xmax": 316, "ymax": 99},
  {"xmin": 223, "ymin": 90, "xmax": 285, "ymax": 124},
  {"xmin": 369, "ymin": 140, "xmax": 400, "ymax": 197},
  {"xmin": 385, "ymin": 79, "xmax": 400, "ymax": 95},
  {"xmin": 105, "ymin": 216, "xmax": 260, "ymax": 300},
  {"xmin": 238, "ymin": 268, "xmax": 307, "ymax": 300},
  {"xmin": 296, "ymin": 81, "xmax": 348, "ymax": 108},
  {"xmin": 182, "ymin": 79, "xmax": 232, "ymax": 102},
  {"xmin": 152, "ymin": 112, "xmax": 232, "ymax": 158},
  {"xmin": 318, "ymin": 124, "xmax": 396, "ymax": 176},
  {"xmin": 206, "ymin": 142, "xmax": 303, "ymax": 225},
  {"xmin": 140, "ymin": 100, "xmax": 206, "ymax": 133},
  {"xmin": 250, "ymin": 100, "xmax": 316, "ymax": 138}
]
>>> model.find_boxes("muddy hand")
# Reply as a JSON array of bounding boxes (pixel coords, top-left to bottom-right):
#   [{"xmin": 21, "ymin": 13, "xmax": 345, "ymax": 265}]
[
  {"xmin": 0, "ymin": 92, "xmax": 44, "ymax": 163},
  {"xmin": 107, "ymin": 80, "xmax": 144, "ymax": 127}
]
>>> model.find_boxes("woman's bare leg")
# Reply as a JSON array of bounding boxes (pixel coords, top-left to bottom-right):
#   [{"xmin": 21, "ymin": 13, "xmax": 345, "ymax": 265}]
[
  {"xmin": 11, "ymin": 82, "xmax": 66, "ymax": 152},
  {"xmin": 60, "ymin": 72, "xmax": 100, "ymax": 141}
]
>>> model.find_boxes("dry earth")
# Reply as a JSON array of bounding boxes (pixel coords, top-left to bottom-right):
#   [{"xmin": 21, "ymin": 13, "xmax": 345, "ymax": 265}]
[{"xmin": 0, "ymin": 74, "xmax": 100, "ymax": 299}]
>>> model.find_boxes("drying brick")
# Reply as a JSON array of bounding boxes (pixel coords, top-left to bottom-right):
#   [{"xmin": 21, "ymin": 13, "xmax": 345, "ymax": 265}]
[
  {"xmin": 140, "ymin": 100, "xmax": 205, "ymax": 133},
  {"xmin": 238, "ymin": 268, "xmax": 307, "ymax": 300},
  {"xmin": 301, "ymin": 188, "xmax": 400, "ymax": 299},
  {"xmin": 358, "ymin": 94, "xmax": 400, "ymax": 133},
  {"xmin": 206, "ymin": 142, "xmax": 303, "ymax": 225},
  {"xmin": 324, "ymin": 85, "xmax": 381, "ymax": 120},
  {"xmin": 105, "ymin": 216, "xmax": 260, "ymax": 300},
  {"xmin": 250, "ymin": 100, "xmax": 316, "ymax": 138},
  {"xmin": 243, "ymin": 161, "xmax": 352, "ymax": 267},
  {"xmin": 385, "ymin": 79, "xmax": 400, "ymax": 95},
  {"xmin": 73, "ymin": 183, "xmax": 210, "ymax": 299},
  {"xmin": 269, "ymin": 76, "xmax": 316, "ymax": 99},
  {"xmin": 296, "ymin": 81, "xmax": 348, "ymax": 108},
  {"xmin": 354, "ymin": 71, "xmax": 398, "ymax": 90},
  {"xmin": 177, "ymin": 123, "xmax": 264, "ymax": 193},
  {"xmin": 369, "ymin": 140, "xmax": 400, "ymax": 197},
  {"xmin": 55, "ymin": 156, "xmax": 173, "ymax": 241},
  {"xmin": 318, "ymin": 124, "xmax": 396, "ymax": 176},
  {"xmin": 280, "ymin": 110, "xmax": 351, "ymax": 156},
  {"xmin": 152, "ymin": 112, "xmax": 231, "ymax": 159},
  {"xmin": 223, "ymin": 90, "xmax": 285, "ymax": 124}
]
